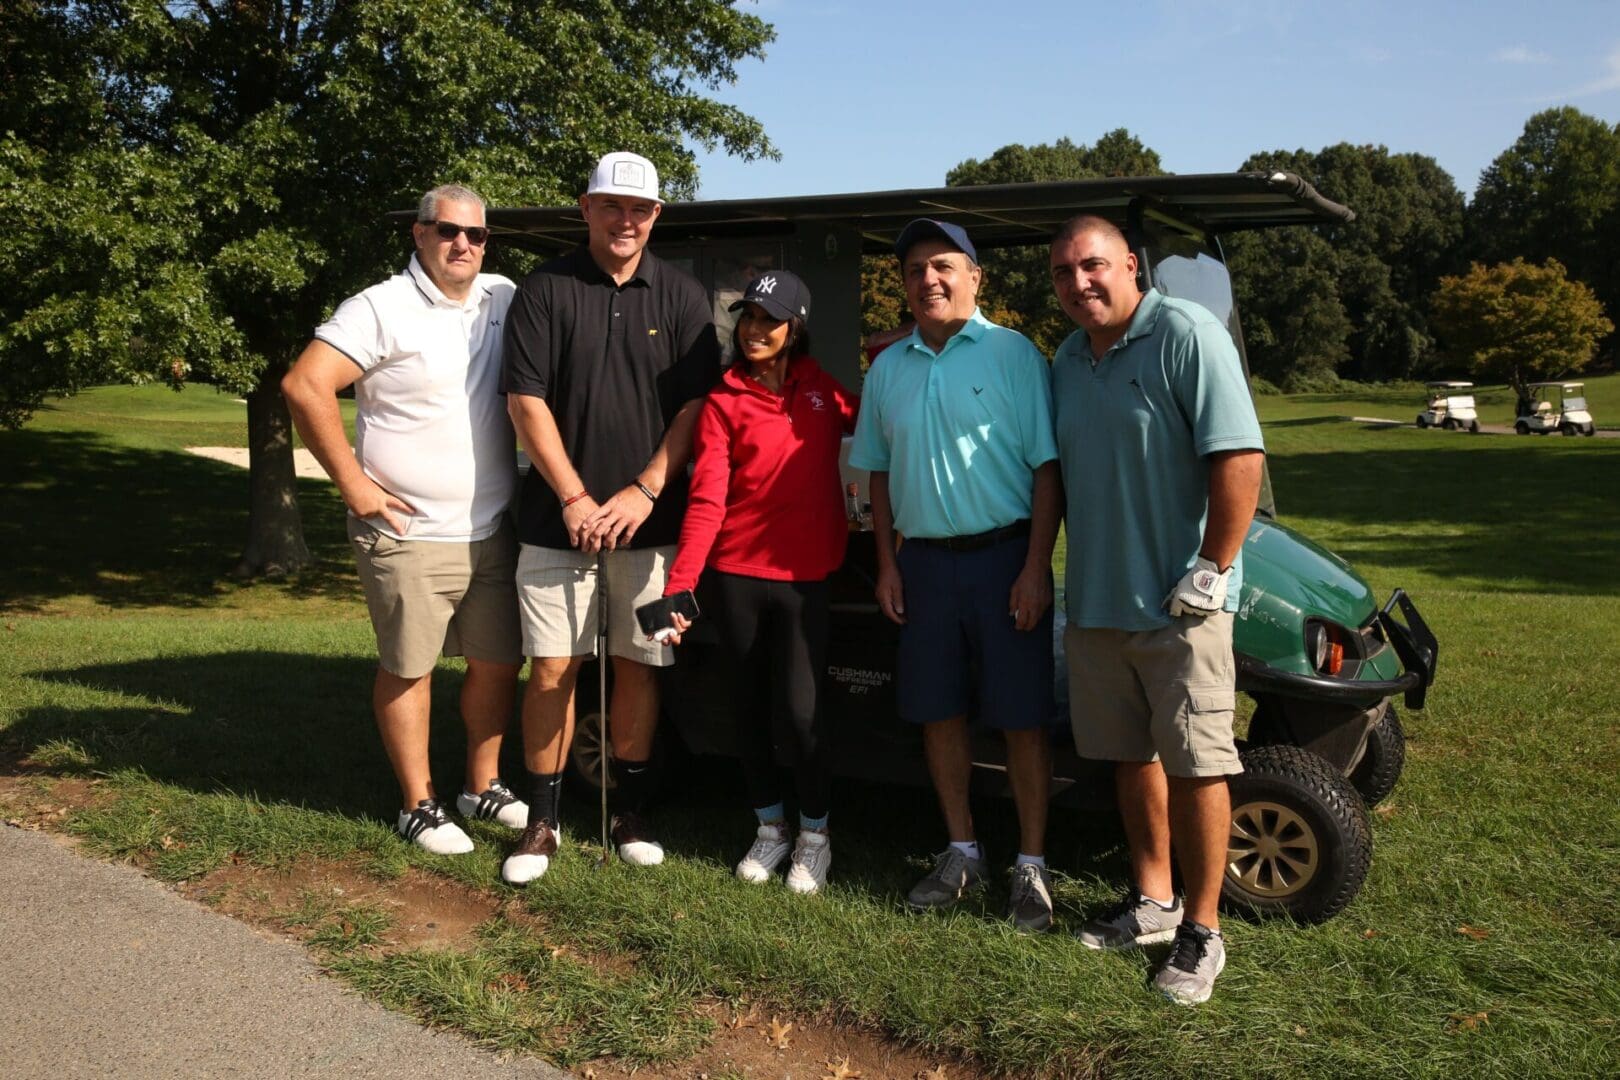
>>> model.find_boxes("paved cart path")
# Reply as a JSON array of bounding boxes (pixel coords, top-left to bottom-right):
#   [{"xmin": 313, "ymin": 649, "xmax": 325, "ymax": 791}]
[{"xmin": 0, "ymin": 824, "xmax": 573, "ymax": 1080}]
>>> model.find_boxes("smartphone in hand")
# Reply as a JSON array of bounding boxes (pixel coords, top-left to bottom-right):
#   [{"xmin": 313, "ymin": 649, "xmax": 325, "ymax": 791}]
[{"xmin": 635, "ymin": 590, "xmax": 700, "ymax": 641}]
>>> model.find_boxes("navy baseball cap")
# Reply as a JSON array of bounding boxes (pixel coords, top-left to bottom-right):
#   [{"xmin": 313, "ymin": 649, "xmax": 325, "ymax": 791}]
[
  {"xmin": 894, "ymin": 218, "xmax": 978, "ymax": 263},
  {"xmin": 728, "ymin": 269, "xmax": 812, "ymax": 322}
]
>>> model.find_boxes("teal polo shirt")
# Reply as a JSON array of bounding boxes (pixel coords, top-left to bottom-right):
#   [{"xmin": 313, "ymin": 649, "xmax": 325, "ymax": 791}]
[
  {"xmin": 1052, "ymin": 289, "xmax": 1264, "ymax": 630},
  {"xmin": 850, "ymin": 309, "xmax": 1058, "ymax": 539}
]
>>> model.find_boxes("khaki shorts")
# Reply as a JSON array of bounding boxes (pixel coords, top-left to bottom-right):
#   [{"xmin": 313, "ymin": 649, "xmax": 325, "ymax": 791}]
[
  {"xmin": 516, "ymin": 544, "xmax": 675, "ymax": 666},
  {"xmin": 349, "ymin": 516, "xmax": 522, "ymax": 680},
  {"xmin": 1064, "ymin": 611, "xmax": 1242, "ymax": 778}
]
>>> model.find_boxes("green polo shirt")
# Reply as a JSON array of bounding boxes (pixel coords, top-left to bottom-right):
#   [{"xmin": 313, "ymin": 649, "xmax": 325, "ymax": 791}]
[
  {"xmin": 850, "ymin": 309, "xmax": 1058, "ymax": 539},
  {"xmin": 1052, "ymin": 289, "xmax": 1264, "ymax": 630}
]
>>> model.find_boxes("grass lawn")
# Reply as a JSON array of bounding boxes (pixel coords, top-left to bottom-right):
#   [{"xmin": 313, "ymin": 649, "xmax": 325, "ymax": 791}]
[{"xmin": 3, "ymin": 385, "xmax": 1618, "ymax": 1078}]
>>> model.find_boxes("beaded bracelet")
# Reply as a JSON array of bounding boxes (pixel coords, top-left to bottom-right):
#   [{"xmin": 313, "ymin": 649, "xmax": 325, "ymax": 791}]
[{"xmin": 560, "ymin": 490, "xmax": 589, "ymax": 508}]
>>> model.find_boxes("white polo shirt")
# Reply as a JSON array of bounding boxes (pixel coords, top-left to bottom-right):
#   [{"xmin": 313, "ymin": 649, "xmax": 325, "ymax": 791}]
[{"xmin": 315, "ymin": 256, "xmax": 516, "ymax": 542}]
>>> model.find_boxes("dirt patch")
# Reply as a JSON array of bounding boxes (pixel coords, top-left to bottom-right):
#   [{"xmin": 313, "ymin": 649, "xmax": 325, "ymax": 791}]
[
  {"xmin": 184, "ymin": 859, "xmax": 501, "ymax": 952},
  {"xmin": 582, "ymin": 1000, "xmax": 963, "ymax": 1080}
]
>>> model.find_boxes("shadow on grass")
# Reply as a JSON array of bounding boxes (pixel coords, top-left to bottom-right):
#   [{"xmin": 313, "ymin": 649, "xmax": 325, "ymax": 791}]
[
  {"xmin": 8, "ymin": 652, "xmax": 417, "ymax": 818},
  {"xmin": 0, "ymin": 428, "xmax": 359, "ymax": 612},
  {"xmin": 6, "ymin": 648, "xmax": 1130, "ymax": 902},
  {"xmin": 1267, "ymin": 438, "xmax": 1620, "ymax": 594}
]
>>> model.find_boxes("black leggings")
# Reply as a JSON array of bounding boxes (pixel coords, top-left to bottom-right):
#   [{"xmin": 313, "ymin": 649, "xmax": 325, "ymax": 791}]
[{"xmin": 707, "ymin": 570, "xmax": 831, "ymax": 819}]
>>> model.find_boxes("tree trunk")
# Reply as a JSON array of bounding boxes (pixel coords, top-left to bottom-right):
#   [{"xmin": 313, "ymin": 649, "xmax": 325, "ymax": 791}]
[{"xmin": 235, "ymin": 362, "xmax": 312, "ymax": 577}]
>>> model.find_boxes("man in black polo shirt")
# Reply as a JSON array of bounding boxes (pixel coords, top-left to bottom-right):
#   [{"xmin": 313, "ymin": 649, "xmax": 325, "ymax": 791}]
[{"xmin": 499, "ymin": 151, "xmax": 720, "ymax": 885}]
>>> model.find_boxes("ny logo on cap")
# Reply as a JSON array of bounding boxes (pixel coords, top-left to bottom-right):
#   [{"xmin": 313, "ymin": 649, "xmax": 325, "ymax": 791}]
[
  {"xmin": 613, "ymin": 161, "xmax": 646, "ymax": 188},
  {"xmin": 755, "ymin": 275, "xmax": 778, "ymax": 295}
]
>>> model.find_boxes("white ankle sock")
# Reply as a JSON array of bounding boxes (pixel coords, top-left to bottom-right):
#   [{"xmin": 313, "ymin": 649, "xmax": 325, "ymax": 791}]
[
  {"xmin": 949, "ymin": 840, "xmax": 982, "ymax": 861},
  {"xmin": 1015, "ymin": 853, "xmax": 1046, "ymax": 869}
]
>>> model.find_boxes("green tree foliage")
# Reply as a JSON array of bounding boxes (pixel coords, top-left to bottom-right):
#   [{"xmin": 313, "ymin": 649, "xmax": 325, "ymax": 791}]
[
  {"xmin": 1430, "ymin": 259, "xmax": 1612, "ymax": 399},
  {"xmin": 1226, "ymin": 230, "xmax": 1352, "ymax": 389},
  {"xmin": 1225, "ymin": 144, "xmax": 1467, "ymax": 383},
  {"xmin": 1470, "ymin": 107, "xmax": 1620, "ymax": 353},
  {"xmin": 942, "ymin": 131, "xmax": 1164, "ymax": 355},
  {"xmin": 0, "ymin": 0, "xmax": 775, "ymax": 574}
]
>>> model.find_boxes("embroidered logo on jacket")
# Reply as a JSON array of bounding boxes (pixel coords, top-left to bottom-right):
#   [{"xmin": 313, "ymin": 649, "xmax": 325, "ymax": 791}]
[{"xmin": 805, "ymin": 390, "xmax": 827, "ymax": 411}]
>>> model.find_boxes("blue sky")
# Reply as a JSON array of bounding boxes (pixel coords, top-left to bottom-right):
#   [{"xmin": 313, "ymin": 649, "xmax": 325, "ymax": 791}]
[{"xmin": 688, "ymin": 0, "xmax": 1620, "ymax": 202}]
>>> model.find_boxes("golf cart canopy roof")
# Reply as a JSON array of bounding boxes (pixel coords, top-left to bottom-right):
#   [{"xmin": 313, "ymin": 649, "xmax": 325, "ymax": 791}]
[
  {"xmin": 1528, "ymin": 382, "xmax": 1585, "ymax": 390},
  {"xmin": 469, "ymin": 171, "xmax": 1354, "ymax": 255},
  {"xmin": 1427, "ymin": 381, "xmax": 1474, "ymax": 388}
]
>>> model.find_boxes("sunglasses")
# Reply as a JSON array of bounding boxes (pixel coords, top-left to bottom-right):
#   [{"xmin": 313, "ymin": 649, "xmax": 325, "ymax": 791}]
[{"xmin": 422, "ymin": 220, "xmax": 490, "ymax": 245}]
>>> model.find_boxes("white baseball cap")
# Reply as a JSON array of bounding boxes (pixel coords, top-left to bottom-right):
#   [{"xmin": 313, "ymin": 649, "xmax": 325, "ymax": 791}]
[{"xmin": 584, "ymin": 151, "xmax": 662, "ymax": 204}]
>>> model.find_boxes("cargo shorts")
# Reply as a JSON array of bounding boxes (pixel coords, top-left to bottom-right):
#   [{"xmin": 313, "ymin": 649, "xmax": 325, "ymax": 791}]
[
  {"xmin": 1064, "ymin": 611, "xmax": 1242, "ymax": 778},
  {"xmin": 348, "ymin": 515, "xmax": 523, "ymax": 680}
]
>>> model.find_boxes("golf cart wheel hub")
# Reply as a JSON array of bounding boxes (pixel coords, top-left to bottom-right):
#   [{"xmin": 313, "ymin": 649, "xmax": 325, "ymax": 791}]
[{"xmin": 1228, "ymin": 798, "xmax": 1320, "ymax": 898}]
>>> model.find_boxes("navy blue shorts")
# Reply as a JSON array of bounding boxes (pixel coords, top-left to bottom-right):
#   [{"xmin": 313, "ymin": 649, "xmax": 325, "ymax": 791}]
[{"xmin": 895, "ymin": 533, "xmax": 1056, "ymax": 730}]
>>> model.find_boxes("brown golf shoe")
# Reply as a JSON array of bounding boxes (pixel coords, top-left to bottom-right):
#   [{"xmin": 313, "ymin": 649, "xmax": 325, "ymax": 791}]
[{"xmin": 501, "ymin": 819, "xmax": 559, "ymax": 885}]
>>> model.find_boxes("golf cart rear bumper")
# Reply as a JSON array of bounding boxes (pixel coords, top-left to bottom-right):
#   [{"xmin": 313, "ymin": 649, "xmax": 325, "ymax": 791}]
[{"xmin": 1236, "ymin": 589, "xmax": 1439, "ymax": 710}]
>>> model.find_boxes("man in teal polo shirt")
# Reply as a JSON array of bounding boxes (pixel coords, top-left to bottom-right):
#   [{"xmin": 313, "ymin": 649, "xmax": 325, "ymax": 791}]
[
  {"xmin": 850, "ymin": 218, "xmax": 1062, "ymax": 932},
  {"xmin": 1048, "ymin": 214, "xmax": 1265, "ymax": 1005}
]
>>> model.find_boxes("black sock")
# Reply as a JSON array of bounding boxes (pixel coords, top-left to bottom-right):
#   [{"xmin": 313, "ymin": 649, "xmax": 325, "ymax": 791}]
[
  {"xmin": 526, "ymin": 769, "xmax": 563, "ymax": 827},
  {"xmin": 611, "ymin": 757, "xmax": 653, "ymax": 816}
]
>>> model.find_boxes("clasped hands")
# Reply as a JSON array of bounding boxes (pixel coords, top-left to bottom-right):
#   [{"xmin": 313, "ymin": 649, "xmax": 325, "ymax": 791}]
[{"xmin": 563, "ymin": 484, "xmax": 655, "ymax": 553}]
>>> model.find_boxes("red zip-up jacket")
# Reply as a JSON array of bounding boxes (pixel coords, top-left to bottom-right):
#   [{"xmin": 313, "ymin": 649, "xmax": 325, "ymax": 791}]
[{"xmin": 665, "ymin": 356, "xmax": 859, "ymax": 596}]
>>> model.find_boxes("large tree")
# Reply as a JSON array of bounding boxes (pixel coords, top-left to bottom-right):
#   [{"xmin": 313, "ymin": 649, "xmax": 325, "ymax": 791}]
[
  {"xmin": 1470, "ymin": 107, "xmax": 1620, "ymax": 356},
  {"xmin": 0, "ymin": 0, "xmax": 775, "ymax": 575},
  {"xmin": 942, "ymin": 131, "xmax": 1164, "ymax": 355},
  {"xmin": 1430, "ymin": 258, "xmax": 1611, "ymax": 399},
  {"xmin": 1225, "ymin": 144, "xmax": 1467, "ymax": 383}
]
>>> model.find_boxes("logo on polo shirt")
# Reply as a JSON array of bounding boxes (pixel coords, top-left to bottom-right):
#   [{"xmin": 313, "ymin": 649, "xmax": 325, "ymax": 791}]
[
  {"xmin": 806, "ymin": 390, "xmax": 826, "ymax": 411},
  {"xmin": 755, "ymin": 275, "xmax": 778, "ymax": 294}
]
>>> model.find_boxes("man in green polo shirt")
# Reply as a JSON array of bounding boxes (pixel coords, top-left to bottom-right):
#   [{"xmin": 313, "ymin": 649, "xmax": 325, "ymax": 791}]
[
  {"xmin": 1049, "ymin": 214, "xmax": 1265, "ymax": 1005},
  {"xmin": 850, "ymin": 219, "xmax": 1062, "ymax": 933}
]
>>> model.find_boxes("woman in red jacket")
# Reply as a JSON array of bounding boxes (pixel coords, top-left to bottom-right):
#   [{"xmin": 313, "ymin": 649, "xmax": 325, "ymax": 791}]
[{"xmin": 658, "ymin": 269, "xmax": 857, "ymax": 894}]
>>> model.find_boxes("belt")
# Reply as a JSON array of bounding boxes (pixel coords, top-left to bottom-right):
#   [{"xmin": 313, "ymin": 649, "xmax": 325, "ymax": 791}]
[{"xmin": 909, "ymin": 520, "xmax": 1031, "ymax": 553}]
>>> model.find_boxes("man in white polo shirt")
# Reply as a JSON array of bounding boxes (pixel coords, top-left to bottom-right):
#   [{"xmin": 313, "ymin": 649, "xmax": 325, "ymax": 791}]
[{"xmin": 284, "ymin": 183, "xmax": 528, "ymax": 855}]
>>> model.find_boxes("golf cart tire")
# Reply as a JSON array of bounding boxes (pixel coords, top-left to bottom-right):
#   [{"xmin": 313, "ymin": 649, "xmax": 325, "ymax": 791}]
[
  {"xmin": 1415, "ymin": 414, "xmax": 1429, "ymax": 429},
  {"xmin": 1515, "ymin": 421, "xmax": 1530, "ymax": 435},
  {"xmin": 1223, "ymin": 744, "xmax": 1372, "ymax": 924},
  {"xmin": 1561, "ymin": 423, "xmax": 1577, "ymax": 437},
  {"xmin": 1469, "ymin": 420, "xmax": 1480, "ymax": 434},
  {"xmin": 1442, "ymin": 417, "xmax": 1456, "ymax": 431},
  {"xmin": 1583, "ymin": 425, "xmax": 1596, "ymax": 437},
  {"xmin": 1347, "ymin": 702, "xmax": 1405, "ymax": 807}
]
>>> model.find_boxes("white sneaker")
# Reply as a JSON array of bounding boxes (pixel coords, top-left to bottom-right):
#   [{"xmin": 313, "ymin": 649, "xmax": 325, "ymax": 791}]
[
  {"xmin": 785, "ymin": 830, "xmax": 831, "ymax": 895},
  {"xmin": 735, "ymin": 823, "xmax": 791, "ymax": 883},
  {"xmin": 455, "ymin": 780, "xmax": 529, "ymax": 830},
  {"xmin": 397, "ymin": 799, "xmax": 474, "ymax": 855}
]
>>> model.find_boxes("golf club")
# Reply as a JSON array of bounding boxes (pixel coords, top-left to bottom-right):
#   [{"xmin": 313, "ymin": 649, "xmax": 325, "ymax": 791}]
[{"xmin": 594, "ymin": 548, "xmax": 611, "ymax": 869}]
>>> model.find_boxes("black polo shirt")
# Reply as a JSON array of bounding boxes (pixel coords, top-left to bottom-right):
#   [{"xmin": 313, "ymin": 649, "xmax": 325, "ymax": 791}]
[{"xmin": 502, "ymin": 246, "xmax": 720, "ymax": 550}]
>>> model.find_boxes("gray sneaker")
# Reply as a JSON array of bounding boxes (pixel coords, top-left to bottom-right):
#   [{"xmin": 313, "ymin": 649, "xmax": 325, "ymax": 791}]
[
  {"xmin": 1076, "ymin": 889, "xmax": 1183, "ymax": 949},
  {"xmin": 1006, "ymin": 863, "xmax": 1054, "ymax": 932},
  {"xmin": 1153, "ymin": 919, "xmax": 1226, "ymax": 1006},
  {"xmin": 906, "ymin": 848, "xmax": 989, "ymax": 910}
]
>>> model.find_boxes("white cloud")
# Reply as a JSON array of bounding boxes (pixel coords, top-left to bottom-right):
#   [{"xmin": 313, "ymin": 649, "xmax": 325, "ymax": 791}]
[
  {"xmin": 1493, "ymin": 46, "xmax": 1551, "ymax": 64},
  {"xmin": 1555, "ymin": 42, "xmax": 1620, "ymax": 99}
]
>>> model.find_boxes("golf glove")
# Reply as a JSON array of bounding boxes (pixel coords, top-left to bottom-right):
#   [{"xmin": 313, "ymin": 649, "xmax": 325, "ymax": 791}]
[{"xmin": 1165, "ymin": 556, "xmax": 1230, "ymax": 617}]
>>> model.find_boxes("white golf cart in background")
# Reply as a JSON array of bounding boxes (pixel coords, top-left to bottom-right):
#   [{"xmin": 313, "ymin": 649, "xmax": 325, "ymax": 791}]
[
  {"xmin": 1515, "ymin": 382, "xmax": 1597, "ymax": 436},
  {"xmin": 1416, "ymin": 381, "xmax": 1478, "ymax": 432}
]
